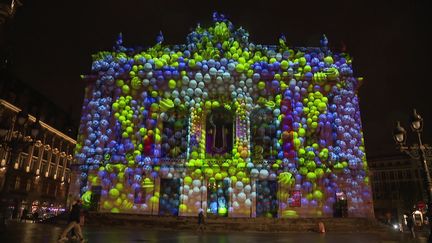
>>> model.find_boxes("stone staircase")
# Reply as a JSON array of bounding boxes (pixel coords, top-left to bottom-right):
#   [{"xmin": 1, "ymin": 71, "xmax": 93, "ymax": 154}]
[{"xmin": 85, "ymin": 213, "xmax": 389, "ymax": 233}]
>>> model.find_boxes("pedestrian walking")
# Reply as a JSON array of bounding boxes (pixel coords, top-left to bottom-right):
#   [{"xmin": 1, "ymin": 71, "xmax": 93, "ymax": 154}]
[
  {"xmin": 197, "ymin": 209, "xmax": 205, "ymax": 233},
  {"xmin": 12, "ymin": 206, "xmax": 18, "ymax": 220},
  {"xmin": 406, "ymin": 212, "xmax": 415, "ymax": 238},
  {"xmin": 32, "ymin": 211, "xmax": 39, "ymax": 223},
  {"xmin": 1, "ymin": 204, "xmax": 9, "ymax": 230},
  {"xmin": 20, "ymin": 208, "xmax": 28, "ymax": 222},
  {"xmin": 58, "ymin": 199, "xmax": 86, "ymax": 242}
]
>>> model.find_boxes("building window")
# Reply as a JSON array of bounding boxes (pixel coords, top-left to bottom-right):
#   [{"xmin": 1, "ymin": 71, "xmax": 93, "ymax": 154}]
[
  {"xmin": 57, "ymin": 167, "xmax": 62, "ymax": 178},
  {"xmin": 31, "ymin": 158, "xmax": 38, "ymax": 172},
  {"xmin": 40, "ymin": 163, "xmax": 46, "ymax": 176},
  {"xmin": 26, "ymin": 180, "xmax": 31, "ymax": 192},
  {"xmin": 389, "ymin": 172, "xmax": 395, "ymax": 180},
  {"xmin": 398, "ymin": 171, "xmax": 403, "ymax": 180},
  {"xmin": 50, "ymin": 165, "xmax": 55, "ymax": 177},
  {"xmin": 32, "ymin": 147, "xmax": 39, "ymax": 158},
  {"xmin": 407, "ymin": 170, "xmax": 412, "ymax": 179},
  {"xmin": 43, "ymin": 150, "xmax": 49, "ymax": 161},
  {"xmin": 18, "ymin": 154, "xmax": 26, "ymax": 169},
  {"xmin": 14, "ymin": 177, "xmax": 21, "ymax": 190}
]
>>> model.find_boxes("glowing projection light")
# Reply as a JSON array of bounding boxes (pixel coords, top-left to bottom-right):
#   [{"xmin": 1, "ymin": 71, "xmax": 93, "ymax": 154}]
[{"xmin": 75, "ymin": 12, "xmax": 373, "ymax": 218}]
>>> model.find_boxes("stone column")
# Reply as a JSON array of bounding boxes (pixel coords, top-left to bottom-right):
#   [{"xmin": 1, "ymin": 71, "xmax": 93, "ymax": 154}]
[
  {"xmin": 61, "ymin": 154, "xmax": 68, "ymax": 182},
  {"xmin": 52, "ymin": 149, "xmax": 60, "ymax": 180},
  {"xmin": 25, "ymin": 144, "xmax": 35, "ymax": 173},
  {"xmin": 35, "ymin": 145, "xmax": 47, "ymax": 176},
  {"xmin": 45, "ymin": 146, "xmax": 53, "ymax": 178}
]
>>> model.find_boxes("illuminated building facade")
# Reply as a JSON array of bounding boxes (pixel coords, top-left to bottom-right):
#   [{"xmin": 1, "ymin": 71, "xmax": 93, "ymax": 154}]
[
  {"xmin": 76, "ymin": 14, "xmax": 374, "ymax": 218},
  {"xmin": 0, "ymin": 99, "xmax": 77, "ymax": 218}
]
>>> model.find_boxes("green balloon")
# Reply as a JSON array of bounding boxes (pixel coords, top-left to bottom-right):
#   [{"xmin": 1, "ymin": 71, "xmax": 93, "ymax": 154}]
[
  {"xmin": 109, "ymin": 188, "xmax": 120, "ymax": 199},
  {"xmin": 122, "ymin": 85, "xmax": 130, "ymax": 94},
  {"xmin": 168, "ymin": 79, "xmax": 177, "ymax": 89},
  {"xmin": 306, "ymin": 172, "xmax": 317, "ymax": 181},
  {"xmin": 313, "ymin": 190, "xmax": 323, "ymax": 200},
  {"xmin": 281, "ymin": 60, "xmax": 289, "ymax": 70}
]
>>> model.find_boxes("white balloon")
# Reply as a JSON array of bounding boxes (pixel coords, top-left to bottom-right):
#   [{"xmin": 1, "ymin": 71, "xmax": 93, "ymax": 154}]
[
  {"xmin": 200, "ymin": 186, "xmax": 207, "ymax": 193},
  {"xmin": 237, "ymin": 192, "xmax": 246, "ymax": 202},
  {"xmin": 186, "ymin": 88, "xmax": 194, "ymax": 96},
  {"xmin": 235, "ymin": 181, "xmax": 244, "ymax": 190},
  {"xmin": 183, "ymin": 185, "xmax": 190, "ymax": 193},
  {"xmin": 180, "ymin": 194, "xmax": 188, "ymax": 202},
  {"xmin": 195, "ymin": 72, "xmax": 203, "ymax": 82},
  {"xmin": 193, "ymin": 186, "xmax": 200, "ymax": 194},
  {"xmin": 229, "ymin": 85, "xmax": 236, "ymax": 92},
  {"xmin": 198, "ymin": 82, "xmax": 205, "ymax": 89},
  {"xmin": 251, "ymin": 169, "xmax": 259, "ymax": 178},
  {"xmin": 202, "ymin": 92, "xmax": 208, "ymax": 99},
  {"xmin": 171, "ymin": 90, "xmax": 179, "ymax": 98},
  {"xmin": 174, "ymin": 98, "xmax": 181, "ymax": 105},
  {"xmin": 194, "ymin": 88, "xmax": 203, "ymax": 96},
  {"xmin": 193, "ymin": 179, "xmax": 201, "ymax": 187},
  {"xmin": 245, "ymin": 78, "xmax": 253, "ymax": 87},
  {"xmin": 209, "ymin": 67, "xmax": 217, "ymax": 76},
  {"xmin": 204, "ymin": 73, "xmax": 211, "ymax": 83},
  {"xmin": 216, "ymin": 76, "xmax": 223, "ymax": 85},
  {"xmin": 182, "ymin": 76, "xmax": 190, "ymax": 85},
  {"xmin": 259, "ymin": 169, "xmax": 269, "ymax": 179},
  {"xmin": 233, "ymin": 201, "xmax": 240, "ymax": 209},
  {"xmin": 189, "ymin": 80, "xmax": 197, "ymax": 89}
]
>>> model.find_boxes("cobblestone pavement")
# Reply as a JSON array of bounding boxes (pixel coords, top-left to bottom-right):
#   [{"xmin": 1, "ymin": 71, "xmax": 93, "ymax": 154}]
[{"xmin": 0, "ymin": 221, "xmax": 429, "ymax": 243}]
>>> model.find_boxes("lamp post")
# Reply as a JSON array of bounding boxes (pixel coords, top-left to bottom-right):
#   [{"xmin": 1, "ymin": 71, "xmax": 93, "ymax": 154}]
[
  {"xmin": 393, "ymin": 109, "xmax": 432, "ymax": 240},
  {"xmin": 0, "ymin": 108, "xmax": 41, "ymax": 216}
]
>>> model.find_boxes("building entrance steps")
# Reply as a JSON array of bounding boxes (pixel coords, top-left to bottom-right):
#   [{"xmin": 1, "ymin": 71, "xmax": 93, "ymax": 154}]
[{"xmin": 84, "ymin": 213, "xmax": 392, "ymax": 233}]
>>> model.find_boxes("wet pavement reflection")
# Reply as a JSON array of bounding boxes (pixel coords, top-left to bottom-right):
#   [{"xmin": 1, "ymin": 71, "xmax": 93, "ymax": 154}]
[{"xmin": 1, "ymin": 221, "xmax": 428, "ymax": 243}]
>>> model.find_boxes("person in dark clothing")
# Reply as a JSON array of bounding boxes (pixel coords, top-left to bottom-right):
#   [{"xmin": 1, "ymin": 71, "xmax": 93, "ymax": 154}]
[
  {"xmin": 20, "ymin": 208, "xmax": 28, "ymax": 222},
  {"xmin": 12, "ymin": 207, "xmax": 18, "ymax": 220},
  {"xmin": 32, "ymin": 211, "xmax": 39, "ymax": 223},
  {"xmin": 197, "ymin": 209, "xmax": 205, "ymax": 233},
  {"xmin": 406, "ymin": 213, "xmax": 415, "ymax": 238},
  {"xmin": 58, "ymin": 199, "xmax": 86, "ymax": 242}
]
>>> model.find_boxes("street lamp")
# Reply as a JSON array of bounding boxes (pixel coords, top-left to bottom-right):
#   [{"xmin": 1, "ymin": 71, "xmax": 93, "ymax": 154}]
[
  {"xmin": 393, "ymin": 109, "xmax": 432, "ymax": 241},
  {"xmin": 0, "ymin": 108, "xmax": 41, "ymax": 212}
]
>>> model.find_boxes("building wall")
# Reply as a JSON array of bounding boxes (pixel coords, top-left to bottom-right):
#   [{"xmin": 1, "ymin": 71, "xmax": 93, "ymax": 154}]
[
  {"xmin": 76, "ymin": 17, "xmax": 374, "ymax": 218},
  {"xmin": 0, "ymin": 99, "xmax": 77, "ymax": 217}
]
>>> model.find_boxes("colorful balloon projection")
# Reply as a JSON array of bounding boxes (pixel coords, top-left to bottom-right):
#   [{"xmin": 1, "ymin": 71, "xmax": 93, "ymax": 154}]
[{"xmin": 76, "ymin": 13, "xmax": 373, "ymax": 218}]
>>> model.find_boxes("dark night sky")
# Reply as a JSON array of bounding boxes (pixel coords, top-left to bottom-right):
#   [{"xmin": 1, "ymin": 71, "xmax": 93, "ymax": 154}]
[{"xmin": 3, "ymin": 0, "xmax": 431, "ymax": 157}]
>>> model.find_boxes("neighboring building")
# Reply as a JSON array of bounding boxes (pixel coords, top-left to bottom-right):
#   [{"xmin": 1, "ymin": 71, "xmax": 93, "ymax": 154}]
[
  {"xmin": 0, "ymin": 0, "xmax": 23, "ymax": 25},
  {"xmin": 0, "ymin": 76, "xmax": 78, "ymax": 137},
  {"xmin": 0, "ymin": 99, "xmax": 78, "ymax": 218},
  {"xmin": 368, "ymin": 154, "xmax": 425, "ymax": 223},
  {"xmin": 75, "ymin": 15, "xmax": 374, "ymax": 218}
]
